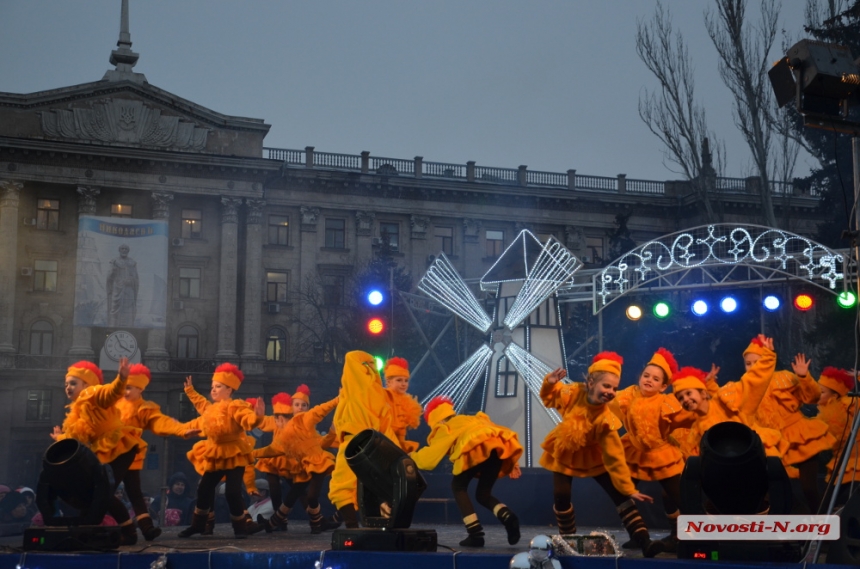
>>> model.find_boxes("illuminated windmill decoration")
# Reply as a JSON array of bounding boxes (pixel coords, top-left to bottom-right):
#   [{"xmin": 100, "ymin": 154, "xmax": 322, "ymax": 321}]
[{"xmin": 417, "ymin": 230, "xmax": 581, "ymax": 465}]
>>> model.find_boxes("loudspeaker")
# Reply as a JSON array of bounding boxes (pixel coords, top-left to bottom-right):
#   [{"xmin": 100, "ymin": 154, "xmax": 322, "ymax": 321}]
[{"xmin": 826, "ymin": 490, "xmax": 860, "ymax": 565}]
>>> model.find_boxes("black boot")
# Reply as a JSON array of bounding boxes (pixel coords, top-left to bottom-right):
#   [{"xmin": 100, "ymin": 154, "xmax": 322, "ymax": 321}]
[
  {"xmin": 308, "ymin": 505, "xmax": 324, "ymax": 534},
  {"xmin": 320, "ymin": 511, "xmax": 342, "ymax": 531},
  {"xmin": 660, "ymin": 510, "xmax": 680, "ymax": 553},
  {"xmin": 337, "ymin": 504, "xmax": 359, "ymax": 529},
  {"xmin": 120, "ymin": 521, "xmax": 138, "ymax": 546},
  {"xmin": 553, "ymin": 504, "xmax": 576, "ymax": 535},
  {"xmin": 201, "ymin": 511, "xmax": 215, "ymax": 535},
  {"xmin": 136, "ymin": 514, "xmax": 161, "ymax": 541},
  {"xmin": 617, "ymin": 500, "xmax": 663, "ymax": 558},
  {"xmin": 496, "ymin": 506, "xmax": 520, "ymax": 545},
  {"xmin": 459, "ymin": 519, "xmax": 485, "ymax": 547},
  {"xmin": 178, "ymin": 508, "xmax": 210, "ymax": 538},
  {"xmin": 258, "ymin": 505, "xmax": 289, "ymax": 534},
  {"xmin": 231, "ymin": 512, "xmax": 263, "ymax": 539}
]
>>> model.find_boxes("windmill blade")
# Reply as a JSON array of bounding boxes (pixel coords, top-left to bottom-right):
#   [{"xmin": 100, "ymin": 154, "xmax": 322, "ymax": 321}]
[
  {"xmin": 418, "ymin": 253, "xmax": 493, "ymax": 333},
  {"xmin": 421, "ymin": 344, "xmax": 493, "ymax": 412},
  {"xmin": 503, "ymin": 237, "xmax": 581, "ymax": 330},
  {"xmin": 503, "ymin": 342, "xmax": 563, "ymax": 424}
]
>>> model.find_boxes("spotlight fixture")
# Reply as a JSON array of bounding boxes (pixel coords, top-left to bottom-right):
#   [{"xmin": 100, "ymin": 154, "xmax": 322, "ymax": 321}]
[
  {"xmin": 763, "ymin": 295, "xmax": 781, "ymax": 312},
  {"xmin": 367, "ymin": 290, "xmax": 384, "ymax": 306},
  {"xmin": 793, "ymin": 294, "xmax": 814, "ymax": 311},
  {"xmin": 719, "ymin": 296, "xmax": 738, "ymax": 313},
  {"xmin": 625, "ymin": 305, "xmax": 643, "ymax": 321},
  {"xmin": 837, "ymin": 291, "xmax": 857, "ymax": 309},
  {"xmin": 691, "ymin": 300, "xmax": 709, "ymax": 316},
  {"xmin": 653, "ymin": 302, "xmax": 671, "ymax": 320}
]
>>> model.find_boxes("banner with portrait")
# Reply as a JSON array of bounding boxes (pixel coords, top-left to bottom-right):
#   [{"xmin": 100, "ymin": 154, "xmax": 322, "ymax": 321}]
[{"xmin": 73, "ymin": 216, "xmax": 168, "ymax": 328}]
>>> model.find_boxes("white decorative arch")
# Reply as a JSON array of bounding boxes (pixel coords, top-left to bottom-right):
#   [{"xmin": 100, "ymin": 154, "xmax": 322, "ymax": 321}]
[{"xmin": 593, "ymin": 224, "xmax": 847, "ymax": 313}]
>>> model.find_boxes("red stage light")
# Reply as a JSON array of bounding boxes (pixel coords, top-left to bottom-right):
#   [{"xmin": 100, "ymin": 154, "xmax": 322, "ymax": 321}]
[
  {"xmin": 367, "ymin": 318, "xmax": 385, "ymax": 334},
  {"xmin": 793, "ymin": 294, "xmax": 814, "ymax": 311}
]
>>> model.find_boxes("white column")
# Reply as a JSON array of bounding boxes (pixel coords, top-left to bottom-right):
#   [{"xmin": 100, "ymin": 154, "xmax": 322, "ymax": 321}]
[
  {"xmin": 0, "ymin": 181, "xmax": 22, "ymax": 365},
  {"xmin": 144, "ymin": 191, "xmax": 173, "ymax": 372},
  {"xmin": 68, "ymin": 186, "xmax": 100, "ymax": 358},
  {"xmin": 215, "ymin": 197, "xmax": 242, "ymax": 361},
  {"xmin": 240, "ymin": 199, "xmax": 265, "ymax": 375}
]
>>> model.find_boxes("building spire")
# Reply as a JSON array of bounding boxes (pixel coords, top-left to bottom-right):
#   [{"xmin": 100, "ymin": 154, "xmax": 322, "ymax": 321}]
[{"xmin": 104, "ymin": 0, "xmax": 146, "ymax": 83}]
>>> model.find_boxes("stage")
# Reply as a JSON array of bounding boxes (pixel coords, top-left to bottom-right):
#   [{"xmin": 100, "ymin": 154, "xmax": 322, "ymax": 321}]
[{"xmin": 0, "ymin": 524, "xmax": 846, "ymax": 569}]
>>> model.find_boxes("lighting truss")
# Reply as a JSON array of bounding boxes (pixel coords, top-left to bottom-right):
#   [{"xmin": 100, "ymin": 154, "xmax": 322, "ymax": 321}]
[
  {"xmin": 418, "ymin": 253, "xmax": 493, "ymax": 333},
  {"xmin": 503, "ymin": 237, "xmax": 581, "ymax": 329},
  {"xmin": 504, "ymin": 342, "xmax": 563, "ymax": 424},
  {"xmin": 420, "ymin": 344, "xmax": 493, "ymax": 412},
  {"xmin": 594, "ymin": 224, "xmax": 846, "ymax": 311}
]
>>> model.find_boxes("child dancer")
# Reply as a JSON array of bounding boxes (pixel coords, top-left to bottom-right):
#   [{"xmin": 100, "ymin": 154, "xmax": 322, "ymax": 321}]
[
  {"xmin": 115, "ymin": 363, "xmax": 199, "ymax": 541},
  {"xmin": 255, "ymin": 385, "xmax": 338, "ymax": 533},
  {"xmin": 411, "ymin": 395, "xmax": 522, "ymax": 547},
  {"xmin": 328, "ymin": 350, "xmax": 399, "ymax": 528},
  {"xmin": 51, "ymin": 358, "xmax": 141, "ymax": 545},
  {"xmin": 816, "ymin": 367, "xmax": 859, "ymax": 507},
  {"xmin": 178, "ymin": 363, "xmax": 266, "ymax": 538},
  {"xmin": 540, "ymin": 352, "xmax": 663, "ymax": 558},
  {"xmin": 384, "ymin": 357, "xmax": 423, "ymax": 452},
  {"xmin": 754, "ymin": 347, "xmax": 835, "ymax": 513},
  {"xmin": 251, "ymin": 392, "xmax": 295, "ymax": 530},
  {"xmin": 672, "ymin": 336, "xmax": 787, "ymax": 459},
  {"xmin": 610, "ymin": 348, "xmax": 703, "ymax": 551}
]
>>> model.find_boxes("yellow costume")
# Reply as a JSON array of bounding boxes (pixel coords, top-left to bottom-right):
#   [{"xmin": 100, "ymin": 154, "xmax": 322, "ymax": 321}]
[
  {"xmin": 540, "ymin": 380, "xmax": 636, "ymax": 496},
  {"xmin": 411, "ymin": 411, "xmax": 522, "ymax": 477},
  {"xmin": 816, "ymin": 367, "xmax": 859, "ymax": 485},
  {"xmin": 328, "ymin": 350, "xmax": 398, "ymax": 510},
  {"xmin": 116, "ymin": 398, "xmax": 188, "ymax": 470},
  {"xmin": 386, "ymin": 390, "xmax": 423, "ymax": 453},
  {"xmin": 254, "ymin": 397, "xmax": 338, "ymax": 482}
]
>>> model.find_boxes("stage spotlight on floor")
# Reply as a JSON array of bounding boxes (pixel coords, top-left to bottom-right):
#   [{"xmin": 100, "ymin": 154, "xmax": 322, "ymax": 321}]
[
  {"xmin": 763, "ymin": 295, "xmax": 780, "ymax": 311},
  {"xmin": 719, "ymin": 296, "xmax": 738, "ymax": 313},
  {"xmin": 653, "ymin": 302, "xmax": 670, "ymax": 319},
  {"xmin": 625, "ymin": 305, "xmax": 642, "ymax": 321},
  {"xmin": 837, "ymin": 290, "xmax": 857, "ymax": 309},
  {"xmin": 793, "ymin": 293, "xmax": 814, "ymax": 311},
  {"xmin": 691, "ymin": 300, "xmax": 708, "ymax": 316}
]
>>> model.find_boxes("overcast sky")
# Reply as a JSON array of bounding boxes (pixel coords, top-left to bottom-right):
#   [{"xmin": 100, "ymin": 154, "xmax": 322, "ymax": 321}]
[{"xmin": 0, "ymin": 1, "xmax": 813, "ymax": 182}]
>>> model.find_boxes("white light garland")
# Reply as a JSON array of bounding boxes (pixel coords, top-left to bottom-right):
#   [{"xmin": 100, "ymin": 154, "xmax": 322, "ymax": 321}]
[
  {"xmin": 504, "ymin": 343, "xmax": 562, "ymax": 424},
  {"xmin": 420, "ymin": 344, "xmax": 493, "ymax": 412},
  {"xmin": 418, "ymin": 253, "xmax": 493, "ymax": 333},
  {"xmin": 595, "ymin": 224, "xmax": 845, "ymax": 307}
]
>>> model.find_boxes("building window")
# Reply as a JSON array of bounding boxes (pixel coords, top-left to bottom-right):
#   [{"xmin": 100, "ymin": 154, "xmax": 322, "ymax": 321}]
[
  {"xmin": 585, "ymin": 237, "xmax": 604, "ymax": 264},
  {"xmin": 322, "ymin": 275, "xmax": 345, "ymax": 306},
  {"xmin": 110, "ymin": 204, "xmax": 133, "ymax": 218},
  {"xmin": 268, "ymin": 215, "xmax": 290, "ymax": 245},
  {"xmin": 435, "ymin": 226, "xmax": 453, "ymax": 255},
  {"xmin": 36, "ymin": 199, "xmax": 59, "ymax": 231},
  {"xmin": 379, "ymin": 222, "xmax": 400, "ymax": 252},
  {"xmin": 179, "ymin": 267, "xmax": 201, "ymax": 298},
  {"xmin": 265, "ymin": 327, "xmax": 288, "ymax": 362},
  {"xmin": 34, "ymin": 260, "xmax": 58, "ymax": 292},
  {"xmin": 181, "ymin": 209, "xmax": 202, "ymax": 239},
  {"xmin": 266, "ymin": 272, "xmax": 288, "ymax": 303},
  {"xmin": 325, "ymin": 218, "xmax": 345, "ymax": 249},
  {"xmin": 29, "ymin": 320, "xmax": 53, "ymax": 355},
  {"xmin": 26, "ymin": 390, "xmax": 52, "ymax": 422},
  {"xmin": 177, "ymin": 325, "xmax": 199, "ymax": 359},
  {"xmin": 486, "ymin": 230, "xmax": 504, "ymax": 257},
  {"xmin": 495, "ymin": 356, "xmax": 518, "ymax": 397}
]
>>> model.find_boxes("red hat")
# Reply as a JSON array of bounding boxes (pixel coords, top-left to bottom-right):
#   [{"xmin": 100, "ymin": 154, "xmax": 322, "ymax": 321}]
[
  {"xmin": 743, "ymin": 337, "xmax": 768, "ymax": 357},
  {"xmin": 292, "ymin": 384, "xmax": 310, "ymax": 404},
  {"xmin": 127, "ymin": 363, "xmax": 151, "ymax": 390},
  {"xmin": 588, "ymin": 351, "xmax": 623, "ymax": 377},
  {"xmin": 66, "ymin": 361, "xmax": 103, "ymax": 387},
  {"xmin": 820, "ymin": 367, "xmax": 854, "ymax": 397},
  {"xmin": 245, "ymin": 397, "xmax": 259, "ymax": 408},
  {"xmin": 424, "ymin": 395, "xmax": 456, "ymax": 427},
  {"xmin": 213, "ymin": 363, "xmax": 243, "ymax": 391},
  {"xmin": 647, "ymin": 348, "xmax": 679, "ymax": 382},
  {"xmin": 671, "ymin": 366, "xmax": 709, "ymax": 393},
  {"xmin": 272, "ymin": 392, "xmax": 292, "ymax": 414},
  {"xmin": 384, "ymin": 357, "xmax": 410, "ymax": 382}
]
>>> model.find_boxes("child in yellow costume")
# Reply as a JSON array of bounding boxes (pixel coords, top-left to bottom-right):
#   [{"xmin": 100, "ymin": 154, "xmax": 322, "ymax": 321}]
[
  {"xmin": 754, "ymin": 344, "xmax": 835, "ymax": 513},
  {"xmin": 250, "ymin": 392, "xmax": 295, "ymax": 531},
  {"xmin": 609, "ymin": 348, "xmax": 705, "ymax": 552},
  {"xmin": 411, "ymin": 396, "xmax": 522, "ymax": 547},
  {"xmin": 116, "ymin": 363, "xmax": 199, "ymax": 541},
  {"xmin": 328, "ymin": 350, "xmax": 399, "ymax": 528},
  {"xmin": 384, "ymin": 357, "xmax": 423, "ymax": 452},
  {"xmin": 254, "ymin": 385, "xmax": 338, "ymax": 533},
  {"xmin": 673, "ymin": 336, "xmax": 788, "ymax": 461},
  {"xmin": 816, "ymin": 367, "xmax": 859, "ymax": 507},
  {"xmin": 540, "ymin": 352, "xmax": 663, "ymax": 558},
  {"xmin": 178, "ymin": 363, "xmax": 266, "ymax": 539},
  {"xmin": 51, "ymin": 358, "xmax": 141, "ymax": 545}
]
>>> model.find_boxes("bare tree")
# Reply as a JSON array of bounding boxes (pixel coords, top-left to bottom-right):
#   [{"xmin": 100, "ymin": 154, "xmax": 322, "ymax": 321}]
[
  {"xmin": 636, "ymin": 2, "xmax": 723, "ymax": 222},
  {"xmin": 705, "ymin": 0, "xmax": 795, "ymax": 228},
  {"xmin": 290, "ymin": 272, "xmax": 355, "ymax": 365}
]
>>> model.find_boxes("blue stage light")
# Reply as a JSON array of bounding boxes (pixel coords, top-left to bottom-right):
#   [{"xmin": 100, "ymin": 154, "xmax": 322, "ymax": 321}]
[
  {"xmin": 691, "ymin": 300, "xmax": 709, "ymax": 316},
  {"xmin": 367, "ymin": 290, "xmax": 384, "ymax": 306},
  {"xmin": 719, "ymin": 296, "xmax": 738, "ymax": 313},
  {"xmin": 763, "ymin": 295, "xmax": 780, "ymax": 311}
]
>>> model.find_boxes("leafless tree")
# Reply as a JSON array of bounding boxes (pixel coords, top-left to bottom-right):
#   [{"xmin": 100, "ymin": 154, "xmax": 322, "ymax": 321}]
[
  {"xmin": 289, "ymin": 272, "xmax": 355, "ymax": 365},
  {"xmin": 636, "ymin": 2, "xmax": 723, "ymax": 222}
]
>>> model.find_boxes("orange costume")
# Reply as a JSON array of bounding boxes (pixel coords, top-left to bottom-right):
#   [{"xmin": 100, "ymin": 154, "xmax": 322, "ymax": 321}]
[
  {"xmin": 254, "ymin": 393, "xmax": 296, "ymax": 480},
  {"xmin": 239, "ymin": 398, "xmax": 278, "ymax": 495},
  {"xmin": 816, "ymin": 367, "xmax": 860, "ymax": 485},
  {"xmin": 384, "ymin": 357, "xmax": 423, "ymax": 453}
]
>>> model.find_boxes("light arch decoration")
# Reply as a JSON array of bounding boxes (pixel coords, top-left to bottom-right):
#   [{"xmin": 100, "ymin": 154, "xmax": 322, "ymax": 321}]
[{"xmin": 593, "ymin": 224, "xmax": 847, "ymax": 313}]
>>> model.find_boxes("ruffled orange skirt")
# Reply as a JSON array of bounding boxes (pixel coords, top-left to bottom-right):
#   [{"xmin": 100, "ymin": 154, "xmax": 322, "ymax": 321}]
[
  {"xmin": 451, "ymin": 428, "xmax": 523, "ymax": 478},
  {"xmin": 256, "ymin": 456, "xmax": 295, "ymax": 478},
  {"xmin": 621, "ymin": 435, "xmax": 685, "ymax": 481},
  {"xmin": 91, "ymin": 426, "xmax": 141, "ymax": 465},
  {"xmin": 289, "ymin": 450, "xmax": 336, "ymax": 483},
  {"xmin": 187, "ymin": 438, "xmax": 255, "ymax": 476},
  {"xmin": 780, "ymin": 417, "xmax": 836, "ymax": 466}
]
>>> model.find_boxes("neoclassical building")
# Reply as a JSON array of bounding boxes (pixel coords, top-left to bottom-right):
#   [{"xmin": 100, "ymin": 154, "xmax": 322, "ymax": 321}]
[{"xmin": 0, "ymin": 8, "xmax": 824, "ymax": 488}]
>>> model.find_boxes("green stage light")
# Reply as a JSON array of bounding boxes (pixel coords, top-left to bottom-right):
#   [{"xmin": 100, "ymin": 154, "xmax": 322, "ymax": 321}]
[
  {"xmin": 374, "ymin": 356, "xmax": 384, "ymax": 371},
  {"xmin": 837, "ymin": 291, "xmax": 857, "ymax": 309},
  {"xmin": 653, "ymin": 302, "xmax": 671, "ymax": 319}
]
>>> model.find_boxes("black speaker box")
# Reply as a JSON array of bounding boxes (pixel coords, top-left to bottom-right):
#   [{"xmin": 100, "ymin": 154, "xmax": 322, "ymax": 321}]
[
  {"xmin": 827, "ymin": 490, "xmax": 860, "ymax": 565},
  {"xmin": 23, "ymin": 526, "xmax": 122, "ymax": 551},
  {"xmin": 332, "ymin": 528, "xmax": 437, "ymax": 551}
]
